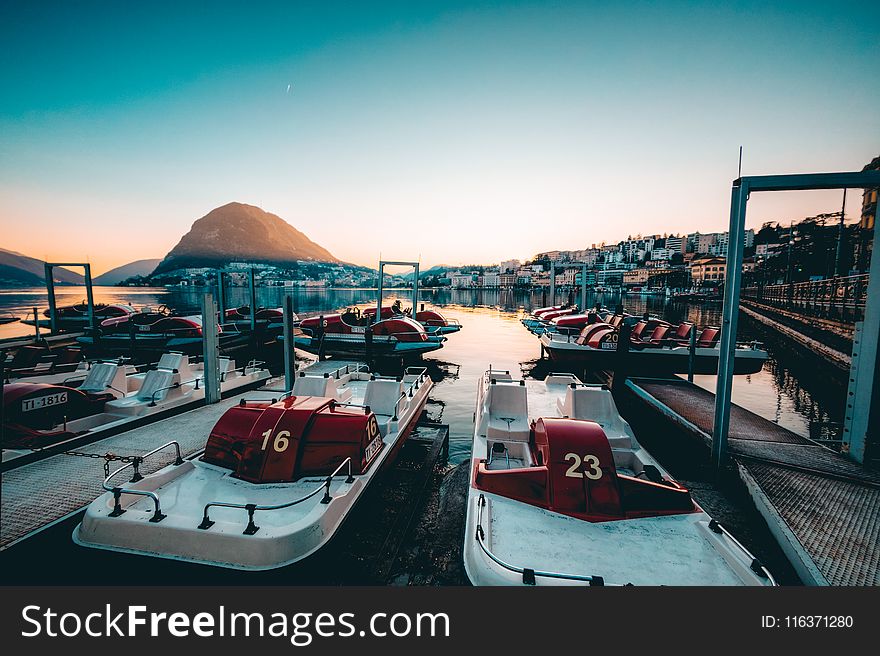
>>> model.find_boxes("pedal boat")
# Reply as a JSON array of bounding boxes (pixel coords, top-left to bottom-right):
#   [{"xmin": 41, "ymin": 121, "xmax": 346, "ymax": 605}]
[
  {"xmin": 294, "ymin": 309, "xmax": 445, "ymax": 359},
  {"xmin": 363, "ymin": 303, "xmax": 462, "ymax": 335},
  {"xmin": 73, "ymin": 364, "xmax": 433, "ymax": 570},
  {"xmin": 463, "ymin": 369, "xmax": 776, "ymax": 586},
  {"xmin": 539, "ymin": 321, "xmax": 767, "ymax": 375},
  {"xmin": 2, "ymin": 352, "xmax": 270, "ymax": 457},
  {"xmin": 22, "ymin": 302, "xmax": 136, "ymax": 332}
]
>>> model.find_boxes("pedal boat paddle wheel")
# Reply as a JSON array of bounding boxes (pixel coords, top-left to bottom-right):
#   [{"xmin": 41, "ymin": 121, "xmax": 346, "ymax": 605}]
[
  {"xmin": 293, "ymin": 308, "xmax": 445, "ymax": 359},
  {"xmin": 463, "ymin": 369, "xmax": 776, "ymax": 586},
  {"xmin": 73, "ymin": 364, "xmax": 433, "ymax": 570}
]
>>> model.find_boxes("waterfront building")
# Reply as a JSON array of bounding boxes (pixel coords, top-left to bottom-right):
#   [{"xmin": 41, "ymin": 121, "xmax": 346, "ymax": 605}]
[
  {"xmin": 690, "ymin": 257, "xmax": 727, "ymax": 285},
  {"xmin": 499, "ymin": 259, "xmax": 520, "ymax": 273}
]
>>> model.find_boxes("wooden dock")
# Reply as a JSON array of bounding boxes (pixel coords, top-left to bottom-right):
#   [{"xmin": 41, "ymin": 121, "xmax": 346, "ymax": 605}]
[{"xmin": 624, "ymin": 377, "xmax": 880, "ymax": 585}]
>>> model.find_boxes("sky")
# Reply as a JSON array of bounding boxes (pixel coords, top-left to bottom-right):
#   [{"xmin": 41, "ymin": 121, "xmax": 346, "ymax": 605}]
[{"xmin": 1, "ymin": 0, "xmax": 878, "ymax": 274}]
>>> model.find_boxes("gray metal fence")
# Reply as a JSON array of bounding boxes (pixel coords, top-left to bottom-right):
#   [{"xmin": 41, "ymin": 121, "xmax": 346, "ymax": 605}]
[{"xmin": 741, "ymin": 273, "xmax": 869, "ymax": 323}]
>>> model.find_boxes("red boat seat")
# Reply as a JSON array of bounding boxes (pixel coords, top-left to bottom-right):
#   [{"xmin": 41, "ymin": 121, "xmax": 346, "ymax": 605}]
[
  {"xmin": 630, "ymin": 320, "xmax": 648, "ymax": 340},
  {"xmin": 647, "ymin": 324, "xmax": 671, "ymax": 342},
  {"xmin": 673, "ymin": 322, "xmax": 694, "ymax": 340},
  {"xmin": 697, "ymin": 327, "xmax": 721, "ymax": 348}
]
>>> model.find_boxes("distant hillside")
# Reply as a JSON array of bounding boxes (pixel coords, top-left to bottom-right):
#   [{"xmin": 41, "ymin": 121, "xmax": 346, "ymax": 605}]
[
  {"xmin": 153, "ymin": 202, "xmax": 338, "ymax": 275},
  {"xmin": 0, "ymin": 248, "xmax": 85, "ymax": 286},
  {"xmin": 94, "ymin": 258, "xmax": 161, "ymax": 285}
]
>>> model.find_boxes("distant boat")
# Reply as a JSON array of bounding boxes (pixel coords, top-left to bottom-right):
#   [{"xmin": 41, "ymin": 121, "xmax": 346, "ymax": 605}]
[
  {"xmin": 22, "ymin": 302, "xmax": 136, "ymax": 332},
  {"xmin": 0, "ymin": 312, "xmax": 20, "ymax": 325}
]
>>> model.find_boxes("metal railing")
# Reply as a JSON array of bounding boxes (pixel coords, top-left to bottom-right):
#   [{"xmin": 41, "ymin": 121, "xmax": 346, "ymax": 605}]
[
  {"xmin": 474, "ymin": 495, "xmax": 609, "ymax": 586},
  {"xmin": 102, "ymin": 441, "xmax": 184, "ymax": 523},
  {"xmin": 197, "ymin": 457, "xmax": 355, "ymax": 535},
  {"xmin": 146, "ymin": 376, "xmax": 203, "ymax": 406},
  {"xmin": 741, "ymin": 273, "xmax": 869, "ymax": 323},
  {"xmin": 707, "ymin": 519, "xmax": 776, "ymax": 584}
]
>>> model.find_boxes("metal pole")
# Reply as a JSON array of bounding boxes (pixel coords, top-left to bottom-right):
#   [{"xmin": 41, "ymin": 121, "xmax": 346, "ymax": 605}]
[
  {"xmin": 215, "ymin": 271, "xmax": 226, "ymax": 321},
  {"xmin": 834, "ymin": 190, "xmax": 847, "ymax": 277},
  {"xmin": 33, "ymin": 307, "xmax": 40, "ymax": 341},
  {"xmin": 581, "ymin": 264, "xmax": 588, "ymax": 310},
  {"xmin": 712, "ymin": 180, "xmax": 748, "ymax": 470},
  {"xmin": 283, "ymin": 295, "xmax": 296, "ymax": 392},
  {"xmin": 412, "ymin": 263, "xmax": 419, "ymax": 316},
  {"xmin": 201, "ymin": 293, "xmax": 221, "ymax": 404},
  {"xmin": 688, "ymin": 323, "xmax": 697, "ymax": 383},
  {"xmin": 376, "ymin": 263, "xmax": 384, "ymax": 321},
  {"xmin": 0, "ymin": 358, "xmax": 5, "ymax": 446},
  {"xmin": 44, "ymin": 263, "xmax": 57, "ymax": 334},
  {"xmin": 550, "ymin": 262, "xmax": 556, "ymax": 305},
  {"xmin": 249, "ymin": 268, "xmax": 257, "ymax": 335},
  {"xmin": 842, "ymin": 216, "xmax": 880, "ymax": 463},
  {"xmin": 84, "ymin": 263, "xmax": 95, "ymax": 332}
]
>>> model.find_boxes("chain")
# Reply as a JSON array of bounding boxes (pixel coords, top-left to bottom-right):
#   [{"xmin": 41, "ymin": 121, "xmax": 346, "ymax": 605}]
[{"xmin": 60, "ymin": 450, "xmax": 140, "ymax": 477}]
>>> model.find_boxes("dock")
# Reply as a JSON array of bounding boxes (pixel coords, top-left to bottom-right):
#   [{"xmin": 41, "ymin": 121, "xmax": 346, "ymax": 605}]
[
  {"xmin": 0, "ymin": 357, "xmax": 451, "ymax": 582},
  {"xmin": 624, "ymin": 377, "xmax": 880, "ymax": 585},
  {"xmin": 0, "ymin": 393, "xmax": 251, "ymax": 550}
]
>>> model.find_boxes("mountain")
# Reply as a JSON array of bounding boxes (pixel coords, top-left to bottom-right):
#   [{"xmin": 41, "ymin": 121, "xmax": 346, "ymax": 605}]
[
  {"xmin": 0, "ymin": 248, "xmax": 85, "ymax": 286},
  {"xmin": 93, "ymin": 258, "xmax": 161, "ymax": 285},
  {"xmin": 152, "ymin": 202, "xmax": 338, "ymax": 275}
]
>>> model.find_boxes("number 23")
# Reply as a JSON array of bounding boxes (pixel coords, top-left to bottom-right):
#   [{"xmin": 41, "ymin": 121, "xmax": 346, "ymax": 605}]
[{"xmin": 564, "ymin": 452, "xmax": 603, "ymax": 480}]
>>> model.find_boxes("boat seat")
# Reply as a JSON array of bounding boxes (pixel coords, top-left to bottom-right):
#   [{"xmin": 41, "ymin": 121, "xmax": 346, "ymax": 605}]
[
  {"xmin": 134, "ymin": 370, "xmax": 175, "ymax": 402},
  {"xmin": 217, "ymin": 357, "xmax": 234, "ymax": 380},
  {"xmin": 78, "ymin": 362, "xmax": 119, "ymax": 394},
  {"xmin": 485, "ymin": 381, "xmax": 530, "ymax": 442},
  {"xmin": 293, "ymin": 374, "xmax": 353, "ymax": 403},
  {"xmin": 556, "ymin": 386, "xmax": 633, "ymax": 446},
  {"xmin": 157, "ymin": 352, "xmax": 193, "ymax": 380},
  {"xmin": 363, "ymin": 378, "xmax": 404, "ymax": 416}
]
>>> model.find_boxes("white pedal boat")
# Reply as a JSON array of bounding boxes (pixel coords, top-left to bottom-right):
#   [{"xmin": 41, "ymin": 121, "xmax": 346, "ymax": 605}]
[
  {"xmin": 463, "ymin": 368, "xmax": 776, "ymax": 586},
  {"xmin": 73, "ymin": 364, "xmax": 433, "ymax": 570},
  {"xmin": 2, "ymin": 352, "xmax": 270, "ymax": 461}
]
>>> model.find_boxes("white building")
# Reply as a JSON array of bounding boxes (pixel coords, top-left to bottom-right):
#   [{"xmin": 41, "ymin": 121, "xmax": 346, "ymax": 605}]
[
  {"xmin": 481, "ymin": 273, "xmax": 501, "ymax": 287},
  {"xmin": 649, "ymin": 247, "xmax": 674, "ymax": 261},
  {"xmin": 450, "ymin": 273, "xmax": 475, "ymax": 289}
]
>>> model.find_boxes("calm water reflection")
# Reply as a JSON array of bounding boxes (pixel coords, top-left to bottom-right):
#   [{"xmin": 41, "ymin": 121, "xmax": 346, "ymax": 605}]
[{"xmin": 0, "ymin": 286, "xmax": 847, "ymax": 462}]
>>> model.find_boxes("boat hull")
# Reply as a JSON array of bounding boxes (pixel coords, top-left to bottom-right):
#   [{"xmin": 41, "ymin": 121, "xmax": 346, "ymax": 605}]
[
  {"xmin": 291, "ymin": 334, "xmax": 444, "ymax": 360},
  {"xmin": 540, "ymin": 338, "xmax": 766, "ymax": 375}
]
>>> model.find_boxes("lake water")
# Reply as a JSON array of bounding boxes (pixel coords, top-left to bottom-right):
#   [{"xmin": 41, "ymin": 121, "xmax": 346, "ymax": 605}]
[{"xmin": 0, "ymin": 285, "xmax": 848, "ymax": 463}]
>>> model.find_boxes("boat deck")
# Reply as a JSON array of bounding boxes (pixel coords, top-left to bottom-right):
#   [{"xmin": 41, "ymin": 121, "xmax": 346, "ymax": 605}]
[{"xmin": 625, "ymin": 377, "xmax": 880, "ymax": 585}]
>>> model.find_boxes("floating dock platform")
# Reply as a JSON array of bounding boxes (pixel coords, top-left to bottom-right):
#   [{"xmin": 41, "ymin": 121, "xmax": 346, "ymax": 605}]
[
  {"xmin": 624, "ymin": 377, "xmax": 880, "ymax": 586},
  {"xmin": 0, "ymin": 361, "xmax": 450, "ymax": 583}
]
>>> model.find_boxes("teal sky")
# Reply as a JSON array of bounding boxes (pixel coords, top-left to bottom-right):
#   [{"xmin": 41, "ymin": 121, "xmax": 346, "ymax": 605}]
[{"xmin": 1, "ymin": 0, "xmax": 878, "ymax": 273}]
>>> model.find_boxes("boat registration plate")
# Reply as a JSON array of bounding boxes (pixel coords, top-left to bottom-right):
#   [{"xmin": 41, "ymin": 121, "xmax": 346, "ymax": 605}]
[
  {"xmin": 22, "ymin": 391, "xmax": 68, "ymax": 412},
  {"xmin": 139, "ymin": 325, "xmax": 151, "ymax": 332},
  {"xmin": 351, "ymin": 326, "xmax": 365, "ymax": 334},
  {"xmin": 601, "ymin": 342, "xmax": 617, "ymax": 350},
  {"xmin": 365, "ymin": 435, "xmax": 383, "ymax": 462}
]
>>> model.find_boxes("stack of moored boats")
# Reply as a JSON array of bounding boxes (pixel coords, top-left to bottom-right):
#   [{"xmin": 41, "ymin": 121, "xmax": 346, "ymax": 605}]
[{"xmin": 523, "ymin": 305, "xmax": 767, "ymax": 375}]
